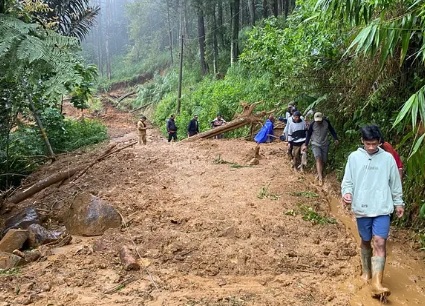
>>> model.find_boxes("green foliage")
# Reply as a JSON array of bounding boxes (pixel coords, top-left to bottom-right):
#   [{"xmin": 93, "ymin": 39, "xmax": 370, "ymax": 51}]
[
  {"xmin": 212, "ymin": 155, "xmax": 249, "ymax": 169},
  {"xmin": 257, "ymin": 184, "xmax": 280, "ymax": 200},
  {"xmin": 0, "ymin": 109, "xmax": 107, "ymax": 189},
  {"xmin": 299, "ymin": 205, "xmax": 337, "ymax": 225}
]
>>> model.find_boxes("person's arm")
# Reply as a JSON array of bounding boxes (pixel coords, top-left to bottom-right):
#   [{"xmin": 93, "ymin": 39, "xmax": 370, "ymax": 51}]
[
  {"xmin": 326, "ymin": 119, "xmax": 338, "ymax": 141},
  {"xmin": 341, "ymin": 156, "xmax": 354, "ymax": 205},
  {"xmin": 388, "ymin": 158, "xmax": 405, "ymax": 217},
  {"xmin": 304, "ymin": 123, "xmax": 314, "ymax": 146}
]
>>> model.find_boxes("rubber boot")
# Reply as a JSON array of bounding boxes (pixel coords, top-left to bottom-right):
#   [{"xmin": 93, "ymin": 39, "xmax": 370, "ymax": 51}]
[
  {"xmin": 371, "ymin": 256, "xmax": 391, "ymax": 297},
  {"xmin": 360, "ymin": 248, "xmax": 372, "ymax": 282}
]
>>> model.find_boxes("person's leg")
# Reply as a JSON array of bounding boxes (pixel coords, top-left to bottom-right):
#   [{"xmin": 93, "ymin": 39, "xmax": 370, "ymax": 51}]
[
  {"xmin": 138, "ymin": 132, "xmax": 142, "ymax": 145},
  {"xmin": 293, "ymin": 145, "xmax": 301, "ymax": 169},
  {"xmin": 312, "ymin": 145, "xmax": 324, "ymax": 185},
  {"xmin": 168, "ymin": 133, "xmax": 172, "ymax": 142},
  {"xmin": 371, "ymin": 215, "xmax": 391, "ymax": 297},
  {"xmin": 357, "ymin": 217, "xmax": 373, "ymax": 281},
  {"xmin": 173, "ymin": 132, "xmax": 178, "ymax": 142},
  {"xmin": 142, "ymin": 132, "xmax": 147, "ymax": 145}
]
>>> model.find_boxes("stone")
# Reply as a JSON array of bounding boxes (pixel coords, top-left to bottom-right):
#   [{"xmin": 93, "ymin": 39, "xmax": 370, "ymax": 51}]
[
  {"xmin": 65, "ymin": 193, "xmax": 122, "ymax": 236},
  {"xmin": 27, "ymin": 224, "xmax": 65, "ymax": 248},
  {"xmin": 0, "ymin": 229, "xmax": 29, "ymax": 253},
  {"xmin": 0, "ymin": 251, "xmax": 24, "ymax": 269},
  {"xmin": 2, "ymin": 207, "xmax": 40, "ymax": 237}
]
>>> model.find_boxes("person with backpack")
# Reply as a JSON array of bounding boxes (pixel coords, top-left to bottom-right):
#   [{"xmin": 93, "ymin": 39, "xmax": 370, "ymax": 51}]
[
  {"xmin": 303, "ymin": 112, "xmax": 339, "ymax": 186},
  {"xmin": 341, "ymin": 125, "xmax": 404, "ymax": 299}
]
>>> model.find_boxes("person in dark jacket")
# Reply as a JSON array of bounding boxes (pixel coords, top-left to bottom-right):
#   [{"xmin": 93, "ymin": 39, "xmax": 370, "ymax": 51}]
[
  {"xmin": 187, "ymin": 115, "xmax": 199, "ymax": 137},
  {"xmin": 166, "ymin": 114, "xmax": 178, "ymax": 142}
]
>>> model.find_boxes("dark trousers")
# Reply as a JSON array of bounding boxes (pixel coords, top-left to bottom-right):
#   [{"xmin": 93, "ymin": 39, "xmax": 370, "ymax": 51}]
[{"xmin": 168, "ymin": 132, "xmax": 177, "ymax": 142}]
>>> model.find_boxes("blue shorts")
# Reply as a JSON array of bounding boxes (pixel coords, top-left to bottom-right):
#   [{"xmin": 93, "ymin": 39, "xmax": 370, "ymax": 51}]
[{"xmin": 356, "ymin": 215, "xmax": 391, "ymax": 241}]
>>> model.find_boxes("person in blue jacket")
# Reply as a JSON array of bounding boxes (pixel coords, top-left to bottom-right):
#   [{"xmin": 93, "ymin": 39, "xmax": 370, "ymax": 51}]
[
  {"xmin": 341, "ymin": 125, "xmax": 404, "ymax": 299},
  {"xmin": 254, "ymin": 115, "xmax": 275, "ymax": 143}
]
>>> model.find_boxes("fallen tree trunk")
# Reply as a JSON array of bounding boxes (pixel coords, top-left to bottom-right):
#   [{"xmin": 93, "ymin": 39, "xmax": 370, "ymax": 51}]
[
  {"xmin": 183, "ymin": 101, "xmax": 273, "ymax": 142},
  {"xmin": 117, "ymin": 91, "xmax": 137, "ymax": 104},
  {"xmin": 7, "ymin": 141, "xmax": 137, "ymax": 205},
  {"xmin": 119, "ymin": 246, "xmax": 140, "ymax": 271},
  {"xmin": 7, "ymin": 166, "xmax": 83, "ymax": 204}
]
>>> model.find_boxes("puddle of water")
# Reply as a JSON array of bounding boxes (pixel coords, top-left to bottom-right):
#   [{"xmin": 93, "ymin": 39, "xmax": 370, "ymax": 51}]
[{"xmin": 328, "ymin": 197, "xmax": 425, "ymax": 306}]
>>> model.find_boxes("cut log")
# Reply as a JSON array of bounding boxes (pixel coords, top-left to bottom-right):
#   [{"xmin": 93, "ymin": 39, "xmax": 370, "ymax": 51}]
[{"xmin": 119, "ymin": 246, "xmax": 140, "ymax": 271}]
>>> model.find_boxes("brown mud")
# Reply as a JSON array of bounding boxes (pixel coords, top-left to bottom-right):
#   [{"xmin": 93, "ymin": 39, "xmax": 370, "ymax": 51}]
[{"xmin": 1, "ymin": 101, "xmax": 424, "ymax": 306}]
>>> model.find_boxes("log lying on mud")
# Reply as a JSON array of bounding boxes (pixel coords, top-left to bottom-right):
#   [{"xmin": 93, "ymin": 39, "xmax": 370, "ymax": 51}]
[
  {"xmin": 183, "ymin": 101, "xmax": 272, "ymax": 142},
  {"xmin": 6, "ymin": 141, "xmax": 137, "ymax": 205},
  {"xmin": 119, "ymin": 246, "xmax": 140, "ymax": 271},
  {"xmin": 7, "ymin": 167, "xmax": 83, "ymax": 204}
]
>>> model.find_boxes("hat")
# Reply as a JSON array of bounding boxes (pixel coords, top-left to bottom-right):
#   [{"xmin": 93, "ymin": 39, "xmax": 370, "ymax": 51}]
[{"xmin": 314, "ymin": 112, "xmax": 323, "ymax": 122}]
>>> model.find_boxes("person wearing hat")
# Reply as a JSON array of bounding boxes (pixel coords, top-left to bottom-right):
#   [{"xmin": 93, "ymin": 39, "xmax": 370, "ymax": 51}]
[
  {"xmin": 137, "ymin": 116, "xmax": 148, "ymax": 145},
  {"xmin": 187, "ymin": 114, "xmax": 200, "ymax": 137},
  {"xmin": 303, "ymin": 112, "xmax": 339, "ymax": 186}
]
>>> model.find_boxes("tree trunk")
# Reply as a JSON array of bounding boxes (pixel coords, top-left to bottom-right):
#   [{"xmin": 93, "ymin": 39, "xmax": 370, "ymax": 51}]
[
  {"xmin": 28, "ymin": 97, "xmax": 55, "ymax": 161},
  {"xmin": 183, "ymin": 101, "xmax": 269, "ymax": 142},
  {"xmin": 248, "ymin": 0, "xmax": 256, "ymax": 26},
  {"xmin": 271, "ymin": 0, "xmax": 278, "ymax": 17},
  {"xmin": 166, "ymin": 0, "xmax": 174, "ymax": 64},
  {"xmin": 284, "ymin": 0, "xmax": 289, "ymax": 18},
  {"xmin": 212, "ymin": 8, "xmax": 219, "ymax": 75},
  {"xmin": 230, "ymin": 0, "xmax": 240, "ymax": 65},
  {"xmin": 217, "ymin": 0, "xmax": 225, "ymax": 47},
  {"xmin": 7, "ymin": 166, "xmax": 83, "ymax": 204},
  {"xmin": 105, "ymin": 0, "xmax": 112, "ymax": 80},
  {"xmin": 262, "ymin": 0, "xmax": 268, "ymax": 18},
  {"xmin": 197, "ymin": 9, "xmax": 208, "ymax": 75}
]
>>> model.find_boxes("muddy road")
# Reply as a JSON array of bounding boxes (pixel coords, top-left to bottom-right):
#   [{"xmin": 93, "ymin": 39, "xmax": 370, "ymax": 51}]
[{"xmin": 1, "ymin": 103, "xmax": 424, "ymax": 306}]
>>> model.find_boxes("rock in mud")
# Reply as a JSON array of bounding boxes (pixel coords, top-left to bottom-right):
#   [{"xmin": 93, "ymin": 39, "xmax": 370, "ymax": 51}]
[
  {"xmin": 0, "ymin": 229, "xmax": 29, "ymax": 253},
  {"xmin": 1, "ymin": 207, "xmax": 40, "ymax": 237},
  {"xmin": 27, "ymin": 224, "xmax": 66, "ymax": 248},
  {"xmin": 64, "ymin": 193, "xmax": 122, "ymax": 236},
  {"xmin": 0, "ymin": 251, "xmax": 24, "ymax": 269}
]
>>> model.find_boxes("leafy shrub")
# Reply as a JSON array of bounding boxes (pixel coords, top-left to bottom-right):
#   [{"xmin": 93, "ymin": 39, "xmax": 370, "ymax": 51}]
[{"xmin": 0, "ymin": 109, "xmax": 107, "ymax": 189}]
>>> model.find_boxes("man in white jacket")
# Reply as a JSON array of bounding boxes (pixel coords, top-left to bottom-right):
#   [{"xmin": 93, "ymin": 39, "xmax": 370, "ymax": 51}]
[{"xmin": 341, "ymin": 125, "xmax": 404, "ymax": 299}]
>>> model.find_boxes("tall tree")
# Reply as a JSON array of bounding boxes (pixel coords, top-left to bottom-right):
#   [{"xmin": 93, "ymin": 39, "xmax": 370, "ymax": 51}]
[{"xmin": 230, "ymin": 0, "xmax": 240, "ymax": 65}]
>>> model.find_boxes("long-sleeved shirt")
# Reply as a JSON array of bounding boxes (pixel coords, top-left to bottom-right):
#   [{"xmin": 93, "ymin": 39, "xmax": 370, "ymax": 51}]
[
  {"xmin": 287, "ymin": 119, "xmax": 306, "ymax": 143},
  {"xmin": 341, "ymin": 147, "xmax": 404, "ymax": 217},
  {"xmin": 305, "ymin": 119, "xmax": 338, "ymax": 146}
]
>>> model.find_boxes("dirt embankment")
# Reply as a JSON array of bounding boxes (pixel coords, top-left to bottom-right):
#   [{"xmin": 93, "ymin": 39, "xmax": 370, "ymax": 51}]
[{"xmin": 1, "ymin": 102, "xmax": 424, "ymax": 306}]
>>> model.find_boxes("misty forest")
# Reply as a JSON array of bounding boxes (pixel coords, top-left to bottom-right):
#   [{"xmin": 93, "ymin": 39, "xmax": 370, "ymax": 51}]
[{"xmin": 2, "ymin": 0, "xmax": 425, "ymax": 243}]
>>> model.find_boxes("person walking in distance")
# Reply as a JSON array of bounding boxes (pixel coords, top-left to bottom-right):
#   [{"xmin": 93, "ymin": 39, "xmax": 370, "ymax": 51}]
[
  {"xmin": 166, "ymin": 114, "xmax": 178, "ymax": 142},
  {"xmin": 137, "ymin": 116, "xmax": 148, "ymax": 145},
  {"xmin": 303, "ymin": 112, "xmax": 339, "ymax": 186},
  {"xmin": 211, "ymin": 113, "xmax": 227, "ymax": 139},
  {"xmin": 341, "ymin": 125, "xmax": 404, "ymax": 300},
  {"xmin": 187, "ymin": 115, "xmax": 200, "ymax": 137}
]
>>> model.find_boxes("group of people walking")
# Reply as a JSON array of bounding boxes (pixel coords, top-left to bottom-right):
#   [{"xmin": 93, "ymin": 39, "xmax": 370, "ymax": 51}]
[
  {"xmin": 283, "ymin": 104, "xmax": 405, "ymax": 300},
  {"xmin": 138, "ymin": 105, "xmax": 405, "ymax": 300}
]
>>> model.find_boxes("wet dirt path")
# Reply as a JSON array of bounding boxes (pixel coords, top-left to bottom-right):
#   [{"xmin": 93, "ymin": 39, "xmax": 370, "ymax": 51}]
[{"xmin": 2, "ymin": 103, "xmax": 425, "ymax": 305}]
